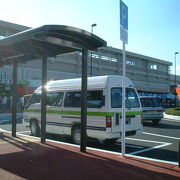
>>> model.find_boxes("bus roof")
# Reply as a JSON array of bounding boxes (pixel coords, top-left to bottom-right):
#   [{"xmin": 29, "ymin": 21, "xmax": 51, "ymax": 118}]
[{"xmin": 34, "ymin": 75, "xmax": 133, "ymax": 93}]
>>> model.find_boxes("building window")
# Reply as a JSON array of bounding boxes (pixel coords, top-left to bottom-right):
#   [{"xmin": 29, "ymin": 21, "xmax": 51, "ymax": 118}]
[
  {"xmin": 126, "ymin": 60, "xmax": 136, "ymax": 66},
  {"xmin": 150, "ymin": 64, "xmax": 157, "ymax": 70}
]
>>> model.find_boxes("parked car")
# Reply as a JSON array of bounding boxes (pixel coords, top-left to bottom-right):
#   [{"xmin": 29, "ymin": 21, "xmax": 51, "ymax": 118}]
[{"xmin": 140, "ymin": 96, "xmax": 164, "ymax": 126}]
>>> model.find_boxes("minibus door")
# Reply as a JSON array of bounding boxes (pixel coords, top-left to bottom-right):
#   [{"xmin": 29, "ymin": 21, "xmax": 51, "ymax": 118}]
[{"xmin": 46, "ymin": 92, "xmax": 63, "ymax": 134}]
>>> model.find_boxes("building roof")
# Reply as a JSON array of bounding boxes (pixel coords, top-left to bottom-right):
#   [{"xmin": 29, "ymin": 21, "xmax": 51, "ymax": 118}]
[
  {"xmin": 99, "ymin": 46, "xmax": 172, "ymax": 66},
  {"xmin": 0, "ymin": 25, "xmax": 107, "ymax": 64},
  {"xmin": 0, "ymin": 20, "xmax": 30, "ymax": 36}
]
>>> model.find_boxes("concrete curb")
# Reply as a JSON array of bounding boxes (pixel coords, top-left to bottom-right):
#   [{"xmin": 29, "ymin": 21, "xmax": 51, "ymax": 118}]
[
  {"xmin": 163, "ymin": 113, "xmax": 180, "ymax": 121},
  {"xmin": 0, "ymin": 113, "xmax": 23, "ymax": 117}
]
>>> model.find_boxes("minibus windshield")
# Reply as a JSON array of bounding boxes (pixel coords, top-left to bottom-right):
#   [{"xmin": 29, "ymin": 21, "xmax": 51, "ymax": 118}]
[{"xmin": 140, "ymin": 98, "xmax": 162, "ymax": 107}]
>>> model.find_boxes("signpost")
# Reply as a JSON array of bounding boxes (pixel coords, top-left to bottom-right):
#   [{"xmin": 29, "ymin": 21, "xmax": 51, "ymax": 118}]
[{"xmin": 120, "ymin": 0, "xmax": 128, "ymax": 156}]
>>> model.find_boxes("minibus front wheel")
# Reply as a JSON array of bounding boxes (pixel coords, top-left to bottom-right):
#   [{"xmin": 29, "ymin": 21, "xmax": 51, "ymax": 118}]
[
  {"xmin": 30, "ymin": 119, "xmax": 40, "ymax": 137},
  {"xmin": 152, "ymin": 119, "xmax": 160, "ymax": 126}
]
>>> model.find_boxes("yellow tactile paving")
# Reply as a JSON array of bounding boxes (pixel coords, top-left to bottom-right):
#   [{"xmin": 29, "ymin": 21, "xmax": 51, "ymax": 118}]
[{"xmin": 0, "ymin": 136, "xmax": 39, "ymax": 144}]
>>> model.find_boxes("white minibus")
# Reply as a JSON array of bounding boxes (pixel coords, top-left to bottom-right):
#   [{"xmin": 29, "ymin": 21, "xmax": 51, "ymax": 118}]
[
  {"xmin": 23, "ymin": 75, "xmax": 143, "ymax": 144},
  {"xmin": 140, "ymin": 96, "xmax": 164, "ymax": 126}
]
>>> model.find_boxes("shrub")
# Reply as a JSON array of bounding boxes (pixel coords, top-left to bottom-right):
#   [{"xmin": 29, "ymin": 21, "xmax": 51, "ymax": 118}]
[{"xmin": 165, "ymin": 108, "xmax": 180, "ymax": 116}]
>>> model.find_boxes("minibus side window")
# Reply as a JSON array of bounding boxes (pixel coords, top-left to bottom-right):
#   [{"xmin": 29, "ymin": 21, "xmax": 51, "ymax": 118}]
[
  {"xmin": 47, "ymin": 92, "xmax": 54, "ymax": 106},
  {"xmin": 54, "ymin": 92, "xmax": 64, "ymax": 106},
  {"xmin": 64, "ymin": 91, "xmax": 81, "ymax": 107},
  {"xmin": 87, "ymin": 90, "xmax": 103, "ymax": 108},
  {"xmin": 64, "ymin": 90, "xmax": 103, "ymax": 108},
  {"xmin": 28, "ymin": 93, "xmax": 41, "ymax": 106},
  {"xmin": 47, "ymin": 92, "xmax": 64, "ymax": 106}
]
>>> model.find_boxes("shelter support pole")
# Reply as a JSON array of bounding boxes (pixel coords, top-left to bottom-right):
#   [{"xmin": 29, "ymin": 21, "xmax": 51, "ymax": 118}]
[
  {"xmin": 41, "ymin": 55, "xmax": 47, "ymax": 144},
  {"xmin": 121, "ymin": 41, "xmax": 126, "ymax": 156},
  {"xmin": 12, "ymin": 61, "xmax": 18, "ymax": 137},
  {"xmin": 80, "ymin": 49, "xmax": 88, "ymax": 153}
]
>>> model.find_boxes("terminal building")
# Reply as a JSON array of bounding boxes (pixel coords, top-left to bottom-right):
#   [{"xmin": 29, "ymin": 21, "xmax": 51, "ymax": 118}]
[{"xmin": 0, "ymin": 20, "xmax": 179, "ymax": 108}]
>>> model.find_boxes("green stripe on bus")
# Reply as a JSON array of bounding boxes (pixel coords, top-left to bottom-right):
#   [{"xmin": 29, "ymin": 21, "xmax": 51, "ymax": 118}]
[
  {"xmin": 119, "ymin": 111, "xmax": 142, "ymax": 116},
  {"xmin": 24, "ymin": 109, "xmax": 40, "ymax": 113},
  {"xmin": 87, "ymin": 112, "xmax": 114, "ymax": 116},
  {"xmin": 24, "ymin": 109, "xmax": 141, "ymax": 116},
  {"xmin": 62, "ymin": 111, "xmax": 114, "ymax": 116},
  {"xmin": 24, "ymin": 109, "xmax": 114, "ymax": 116}
]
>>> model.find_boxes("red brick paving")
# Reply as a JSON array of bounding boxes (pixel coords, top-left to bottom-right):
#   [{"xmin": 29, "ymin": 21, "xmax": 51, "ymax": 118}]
[{"xmin": 0, "ymin": 132, "xmax": 179, "ymax": 180}]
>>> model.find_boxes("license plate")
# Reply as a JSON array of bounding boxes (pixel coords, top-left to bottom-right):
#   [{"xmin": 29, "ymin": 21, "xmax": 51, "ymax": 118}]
[{"xmin": 148, "ymin": 111, "xmax": 157, "ymax": 115}]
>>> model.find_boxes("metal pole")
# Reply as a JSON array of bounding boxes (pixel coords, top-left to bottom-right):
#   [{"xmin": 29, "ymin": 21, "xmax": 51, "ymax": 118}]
[
  {"xmin": 121, "ymin": 41, "xmax": 126, "ymax": 156},
  {"xmin": 90, "ymin": 52, "xmax": 93, "ymax": 77},
  {"xmin": 41, "ymin": 55, "xmax": 47, "ymax": 144},
  {"xmin": 91, "ymin": 24, "xmax": 97, "ymax": 34},
  {"xmin": 80, "ymin": 48, "xmax": 88, "ymax": 153},
  {"xmin": 90, "ymin": 24, "xmax": 96, "ymax": 77},
  {"xmin": 174, "ymin": 52, "xmax": 179, "ymax": 107},
  {"xmin": 175, "ymin": 53, "xmax": 176, "ymax": 107},
  {"xmin": 175, "ymin": 54, "xmax": 176, "ymax": 87},
  {"xmin": 12, "ymin": 61, "xmax": 18, "ymax": 137},
  {"xmin": 91, "ymin": 26, "xmax": 93, "ymax": 77},
  {"xmin": 178, "ymin": 141, "xmax": 180, "ymax": 168}
]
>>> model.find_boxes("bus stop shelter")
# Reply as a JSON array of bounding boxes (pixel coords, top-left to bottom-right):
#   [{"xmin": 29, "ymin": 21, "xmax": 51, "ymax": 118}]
[{"xmin": 0, "ymin": 25, "xmax": 107, "ymax": 152}]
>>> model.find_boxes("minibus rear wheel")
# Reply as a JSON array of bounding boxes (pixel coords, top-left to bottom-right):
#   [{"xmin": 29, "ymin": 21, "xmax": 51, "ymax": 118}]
[
  {"xmin": 72, "ymin": 125, "xmax": 81, "ymax": 145},
  {"xmin": 30, "ymin": 120, "xmax": 40, "ymax": 137}
]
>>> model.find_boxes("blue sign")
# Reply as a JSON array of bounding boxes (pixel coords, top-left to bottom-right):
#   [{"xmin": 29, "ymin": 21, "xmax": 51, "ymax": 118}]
[{"xmin": 120, "ymin": 0, "xmax": 128, "ymax": 30}]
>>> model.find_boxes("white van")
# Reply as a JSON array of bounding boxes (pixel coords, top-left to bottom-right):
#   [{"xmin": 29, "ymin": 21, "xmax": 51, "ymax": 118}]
[
  {"xmin": 23, "ymin": 75, "xmax": 143, "ymax": 144},
  {"xmin": 140, "ymin": 96, "xmax": 164, "ymax": 126}
]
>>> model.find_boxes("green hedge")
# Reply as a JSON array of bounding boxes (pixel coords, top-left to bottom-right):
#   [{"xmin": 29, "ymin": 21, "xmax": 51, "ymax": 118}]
[{"xmin": 165, "ymin": 108, "xmax": 180, "ymax": 116}]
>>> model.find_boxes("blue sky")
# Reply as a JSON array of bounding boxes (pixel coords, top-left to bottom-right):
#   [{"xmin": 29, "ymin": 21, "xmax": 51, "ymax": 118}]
[{"xmin": 1, "ymin": 0, "xmax": 180, "ymax": 75}]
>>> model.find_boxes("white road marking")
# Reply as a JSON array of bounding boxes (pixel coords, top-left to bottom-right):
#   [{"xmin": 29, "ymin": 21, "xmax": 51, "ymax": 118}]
[
  {"xmin": 0, "ymin": 120, "xmax": 11, "ymax": 124},
  {"xmin": 0, "ymin": 129, "xmax": 177, "ymax": 165},
  {"xmin": 17, "ymin": 131, "xmax": 31, "ymax": 134},
  {"xmin": 126, "ymin": 137, "xmax": 168, "ymax": 144},
  {"xmin": 0, "ymin": 128, "xmax": 10, "ymax": 133},
  {"xmin": 127, "ymin": 154, "xmax": 178, "ymax": 165},
  {"xmin": 126, "ymin": 137, "xmax": 173, "ymax": 156},
  {"xmin": 115, "ymin": 143, "xmax": 143, "ymax": 149},
  {"xmin": 129, "ymin": 143, "xmax": 172, "ymax": 155},
  {"xmin": 143, "ymin": 132, "xmax": 180, "ymax": 140},
  {"xmin": 163, "ymin": 119, "xmax": 180, "ymax": 123}
]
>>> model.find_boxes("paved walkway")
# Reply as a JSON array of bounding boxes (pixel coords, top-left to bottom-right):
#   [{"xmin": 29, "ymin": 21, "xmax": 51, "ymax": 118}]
[{"xmin": 0, "ymin": 131, "xmax": 179, "ymax": 180}]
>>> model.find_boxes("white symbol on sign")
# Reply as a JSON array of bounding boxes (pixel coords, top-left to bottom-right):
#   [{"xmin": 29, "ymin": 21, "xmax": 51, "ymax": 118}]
[{"xmin": 120, "ymin": 0, "xmax": 128, "ymax": 30}]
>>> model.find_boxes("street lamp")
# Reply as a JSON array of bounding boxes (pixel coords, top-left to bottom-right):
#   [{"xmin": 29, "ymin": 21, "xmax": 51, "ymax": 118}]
[
  {"xmin": 174, "ymin": 52, "xmax": 179, "ymax": 107},
  {"xmin": 90, "ymin": 24, "xmax": 97, "ymax": 76},
  {"xmin": 91, "ymin": 23, "xmax": 97, "ymax": 34}
]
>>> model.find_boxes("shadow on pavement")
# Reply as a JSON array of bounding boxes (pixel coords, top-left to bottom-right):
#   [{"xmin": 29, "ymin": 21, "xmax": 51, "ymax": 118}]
[{"xmin": 0, "ymin": 133, "xmax": 179, "ymax": 180}]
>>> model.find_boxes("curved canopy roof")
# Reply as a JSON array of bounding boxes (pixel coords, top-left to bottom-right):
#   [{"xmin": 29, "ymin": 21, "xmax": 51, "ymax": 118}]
[{"xmin": 0, "ymin": 25, "xmax": 107, "ymax": 64}]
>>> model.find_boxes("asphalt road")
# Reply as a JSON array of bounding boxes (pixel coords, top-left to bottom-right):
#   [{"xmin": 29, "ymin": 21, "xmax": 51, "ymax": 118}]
[{"xmin": 0, "ymin": 115, "xmax": 179, "ymax": 164}]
